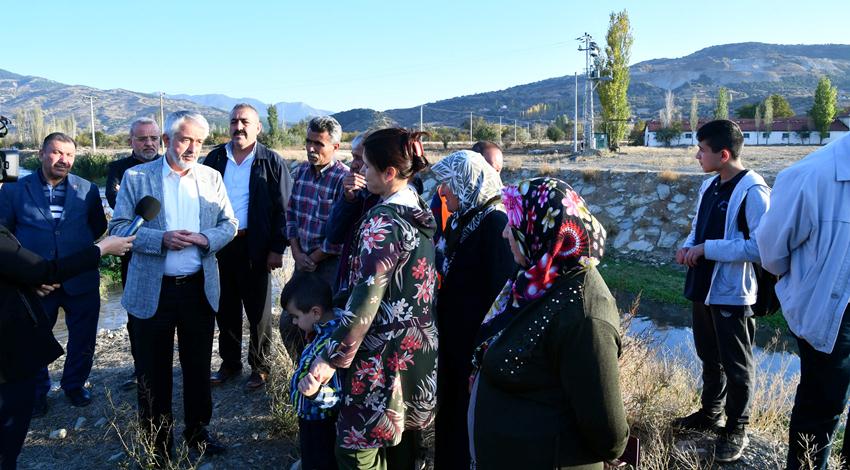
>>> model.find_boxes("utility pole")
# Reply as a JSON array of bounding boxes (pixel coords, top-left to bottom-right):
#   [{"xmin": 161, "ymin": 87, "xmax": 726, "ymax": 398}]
[
  {"xmin": 419, "ymin": 105, "xmax": 424, "ymax": 132},
  {"xmin": 574, "ymin": 72, "xmax": 579, "ymax": 153},
  {"xmin": 281, "ymin": 105, "xmax": 286, "ymax": 131},
  {"xmin": 159, "ymin": 92, "xmax": 165, "ymax": 147},
  {"xmin": 577, "ymin": 33, "xmax": 610, "ymax": 151},
  {"xmin": 88, "ymin": 96, "xmax": 97, "ymax": 154},
  {"xmin": 469, "ymin": 112, "xmax": 473, "ymax": 143}
]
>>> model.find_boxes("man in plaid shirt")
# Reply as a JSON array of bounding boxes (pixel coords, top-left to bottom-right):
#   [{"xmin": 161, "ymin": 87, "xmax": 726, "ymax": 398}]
[{"xmin": 286, "ymin": 116, "xmax": 349, "ymax": 288}]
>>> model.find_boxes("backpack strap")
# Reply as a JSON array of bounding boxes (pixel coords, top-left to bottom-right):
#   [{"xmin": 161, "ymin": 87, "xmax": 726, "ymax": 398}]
[{"xmin": 737, "ymin": 192, "xmax": 750, "ymax": 240}]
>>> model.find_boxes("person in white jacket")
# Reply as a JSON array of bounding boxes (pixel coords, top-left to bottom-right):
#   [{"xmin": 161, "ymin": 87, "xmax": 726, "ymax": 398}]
[
  {"xmin": 673, "ymin": 120, "xmax": 770, "ymax": 463},
  {"xmin": 756, "ymin": 133, "xmax": 850, "ymax": 470}
]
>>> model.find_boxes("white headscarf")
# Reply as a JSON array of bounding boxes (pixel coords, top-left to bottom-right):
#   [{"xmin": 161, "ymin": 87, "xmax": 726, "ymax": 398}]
[{"xmin": 430, "ymin": 150, "xmax": 503, "ymax": 218}]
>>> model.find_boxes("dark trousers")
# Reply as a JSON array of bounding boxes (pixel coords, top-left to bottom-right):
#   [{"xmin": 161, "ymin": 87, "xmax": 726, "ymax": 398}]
[
  {"xmin": 132, "ymin": 273, "xmax": 214, "ymax": 446},
  {"xmin": 435, "ymin": 359, "xmax": 472, "ymax": 470},
  {"xmin": 298, "ymin": 417, "xmax": 338, "ymax": 470},
  {"xmin": 691, "ymin": 302, "xmax": 755, "ymax": 427},
  {"xmin": 0, "ymin": 378, "xmax": 36, "ymax": 470},
  {"xmin": 216, "ymin": 237, "xmax": 273, "ymax": 373},
  {"xmin": 335, "ymin": 430, "xmax": 425, "ymax": 470},
  {"xmin": 786, "ymin": 304, "xmax": 850, "ymax": 470},
  {"xmin": 35, "ymin": 287, "xmax": 100, "ymax": 397},
  {"xmin": 120, "ymin": 254, "xmax": 138, "ymax": 376}
]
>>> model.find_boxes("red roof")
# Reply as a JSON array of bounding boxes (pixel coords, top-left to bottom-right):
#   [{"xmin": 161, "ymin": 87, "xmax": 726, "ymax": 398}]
[{"xmin": 647, "ymin": 118, "xmax": 850, "ymax": 133}]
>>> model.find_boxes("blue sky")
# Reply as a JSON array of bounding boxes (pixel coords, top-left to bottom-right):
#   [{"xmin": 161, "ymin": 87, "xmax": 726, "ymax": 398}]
[{"xmin": 5, "ymin": 0, "xmax": 847, "ymax": 112}]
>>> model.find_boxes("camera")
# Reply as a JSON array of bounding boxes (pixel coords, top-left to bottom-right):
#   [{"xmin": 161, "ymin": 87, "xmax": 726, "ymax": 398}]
[{"xmin": 0, "ymin": 115, "xmax": 19, "ymax": 184}]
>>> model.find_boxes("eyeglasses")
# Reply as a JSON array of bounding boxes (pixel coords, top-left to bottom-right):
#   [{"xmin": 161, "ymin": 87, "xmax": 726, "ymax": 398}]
[{"xmin": 133, "ymin": 136, "xmax": 159, "ymax": 142}]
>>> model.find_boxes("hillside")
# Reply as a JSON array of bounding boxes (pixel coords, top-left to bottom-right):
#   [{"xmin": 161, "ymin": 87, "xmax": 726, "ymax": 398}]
[
  {"xmin": 166, "ymin": 93, "xmax": 333, "ymax": 122},
  {"xmin": 0, "ymin": 69, "xmax": 228, "ymax": 134},
  {"xmin": 373, "ymin": 43, "xmax": 850, "ymax": 131}
]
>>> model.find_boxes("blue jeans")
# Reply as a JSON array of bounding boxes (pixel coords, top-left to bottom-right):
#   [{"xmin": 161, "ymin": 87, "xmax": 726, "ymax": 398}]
[
  {"xmin": 34, "ymin": 287, "xmax": 100, "ymax": 397},
  {"xmin": 787, "ymin": 304, "xmax": 850, "ymax": 470}
]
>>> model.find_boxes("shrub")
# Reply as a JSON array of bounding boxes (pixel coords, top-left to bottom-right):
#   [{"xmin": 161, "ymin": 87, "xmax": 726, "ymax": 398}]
[{"xmin": 73, "ymin": 153, "xmax": 113, "ymax": 183}]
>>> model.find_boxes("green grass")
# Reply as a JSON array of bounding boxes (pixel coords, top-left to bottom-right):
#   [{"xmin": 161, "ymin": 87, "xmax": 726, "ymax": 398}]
[
  {"xmin": 598, "ymin": 257, "xmax": 689, "ymax": 306},
  {"xmin": 598, "ymin": 255, "xmax": 789, "ymax": 330}
]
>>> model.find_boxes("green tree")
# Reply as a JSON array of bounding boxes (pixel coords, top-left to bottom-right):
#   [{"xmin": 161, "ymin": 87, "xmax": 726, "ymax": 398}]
[
  {"xmin": 597, "ymin": 9, "xmax": 633, "ymax": 151},
  {"xmin": 655, "ymin": 121, "xmax": 683, "ymax": 147},
  {"xmin": 628, "ymin": 120, "xmax": 646, "ymax": 146},
  {"xmin": 689, "ymin": 95, "xmax": 699, "ymax": 145},
  {"xmin": 546, "ymin": 125, "xmax": 565, "ymax": 143},
  {"xmin": 714, "ymin": 87, "xmax": 729, "ymax": 119},
  {"xmin": 754, "ymin": 105, "xmax": 762, "ymax": 145},
  {"xmin": 809, "ymin": 76, "xmax": 838, "ymax": 144},
  {"xmin": 767, "ymin": 94, "xmax": 795, "ymax": 118},
  {"xmin": 735, "ymin": 103, "xmax": 759, "ymax": 119},
  {"xmin": 762, "ymin": 97, "xmax": 774, "ymax": 144}
]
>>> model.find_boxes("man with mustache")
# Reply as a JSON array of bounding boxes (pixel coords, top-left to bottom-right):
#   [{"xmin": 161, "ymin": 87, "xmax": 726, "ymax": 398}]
[
  {"xmin": 105, "ymin": 117, "xmax": 162, "ymax": 391},
  {"xmin": 109, "ymin": 111, "xmax": 237, "ymax": 460},
  {"xmin": 0, "ymin": 132, "xmax": 107, "ymax": 416},
  {"xmin": 286, "ymin": 116, "xmax": 348, "ymax": 287},
  {"xmin": 202, "ymin": 103, "xmax": 292, "ymax": 390}
]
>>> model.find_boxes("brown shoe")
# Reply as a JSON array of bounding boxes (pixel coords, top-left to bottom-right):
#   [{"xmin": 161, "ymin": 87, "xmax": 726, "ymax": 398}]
[
  {"xmin": 244, "ymin": 371, "xmax": 268, "ymax": 391},
  {"xmin": 210, "ymin": 365, "xmax": 241, "ymax": 385}
]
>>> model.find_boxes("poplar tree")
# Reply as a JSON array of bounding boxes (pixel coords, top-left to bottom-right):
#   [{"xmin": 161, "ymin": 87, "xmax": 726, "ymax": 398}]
[
  {"xmin": 689, "ymin": 95, "xmax": 698, "ymax": 145},
  {"xmin": 762, "ymin": 97, "xmax": 774, "ymax": 144},
  {"xmin": 714, "ymin": 87, "xmax": 729, "ymax": 120},
  {"xmin": 810, "ymin": 76, "xmax": 838, "ymax": 144},
  {"xmin": 598, "ymin": 9, "xmax": 633, "ymax": 151}
]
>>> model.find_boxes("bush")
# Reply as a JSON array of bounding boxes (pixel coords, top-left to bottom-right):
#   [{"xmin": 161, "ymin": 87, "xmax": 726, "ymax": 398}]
[{"xmin": 73, "ymin": 153, "xmax": 113, "ymax": 183}]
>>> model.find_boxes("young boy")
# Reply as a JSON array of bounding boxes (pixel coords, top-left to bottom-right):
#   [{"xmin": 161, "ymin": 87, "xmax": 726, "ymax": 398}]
[
  {"xmin": 281, "ymin": 273, "xmax": 342, "ymax": 470},
  {"xmin": 673, "ymin": 119, "xmax": 770, "ymax": 463}
]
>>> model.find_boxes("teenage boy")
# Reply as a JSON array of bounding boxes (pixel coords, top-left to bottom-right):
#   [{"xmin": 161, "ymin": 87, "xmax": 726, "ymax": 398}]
[
  {"xmin": 281, "ymin": 274, "xmax": 342, "ymax": 470},
  {"xmin": 673, "ymin": 119, "xmax": 770, "ymax": 463}
]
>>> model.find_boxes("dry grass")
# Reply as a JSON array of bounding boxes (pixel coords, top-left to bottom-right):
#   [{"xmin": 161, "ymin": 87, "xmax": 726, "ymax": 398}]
[
  {"xmin": 581, "ymin": 168, "xmax": 601, "ymax": 182},
  {"xmin": 105, "ymin": 390, "xmax": 203, "ymax": 470},
  {"xmin": 618, "ymin": 296, "xmax": 802, "ymax": 469},
  {"xmin": 659, "ymin": 170, "xmax": 682, "ymax": 182}
]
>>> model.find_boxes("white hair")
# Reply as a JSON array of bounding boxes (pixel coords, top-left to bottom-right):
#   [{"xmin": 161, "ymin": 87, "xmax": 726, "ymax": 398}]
[
  {"xmin": 164, "ymin": 111, "xmax": 209, "ymax": 139},
  {"xmin": 129, "ymin": 117, "xmax": 159, "ymax": 137}
]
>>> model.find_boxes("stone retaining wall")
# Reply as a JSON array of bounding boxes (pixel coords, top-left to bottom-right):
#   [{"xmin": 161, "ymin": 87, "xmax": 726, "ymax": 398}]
[{"xmin": 420, "ymin": 168, "xmax": 711, "ymax": 262}]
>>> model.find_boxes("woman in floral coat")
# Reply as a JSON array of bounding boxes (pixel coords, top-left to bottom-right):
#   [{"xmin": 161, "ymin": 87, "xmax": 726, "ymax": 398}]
[{"xmin": 307, "ymin": 128, "xmax": 438, "ymax": 470}]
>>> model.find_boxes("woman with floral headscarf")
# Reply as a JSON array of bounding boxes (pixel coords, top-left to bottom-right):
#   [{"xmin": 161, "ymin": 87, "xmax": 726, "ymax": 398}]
[
  {"xmin": 429, "ymin": 150, "xmax": 516, "ymax": 469},
  {"xmin": 468, "ymin": 177, "xmax": 629, "ymax": 469}
]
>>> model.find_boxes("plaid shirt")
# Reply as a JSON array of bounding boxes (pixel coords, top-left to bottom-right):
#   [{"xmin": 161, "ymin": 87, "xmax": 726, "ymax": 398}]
[
  {"xmin": 286, "ymin": 160, "xmax": 349, "ymax": 254},
  {"xmin": 290, "ymin": 311, "xmax": 343, "ymax": 421}
]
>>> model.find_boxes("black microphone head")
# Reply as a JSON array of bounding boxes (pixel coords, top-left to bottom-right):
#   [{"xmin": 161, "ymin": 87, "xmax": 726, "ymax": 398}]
[{"xmin": 135, "ymin": 196, "xmax": 161, "ymax": 221}]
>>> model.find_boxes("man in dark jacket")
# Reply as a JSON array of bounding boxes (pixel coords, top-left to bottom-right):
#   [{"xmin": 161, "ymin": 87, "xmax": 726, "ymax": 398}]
[
  {"xmin": 0, "ymin": 133, "xmax": 107, "ymax": 416},
  {"xmin": 105, "ymin": 117, "xmax": 161, "ymax": 391},
  {"xmin": 203, "ymin": 103, "xmax": 293, "ymax": 390}
]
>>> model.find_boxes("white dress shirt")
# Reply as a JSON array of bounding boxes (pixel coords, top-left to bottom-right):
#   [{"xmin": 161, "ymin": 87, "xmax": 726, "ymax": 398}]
[
  {"xmin": 161, "ymin": 158, "xmax": 202, "ymax": 276},
  {"xmin": 224, "ymin": 142, "xmax": 255, "ymax": 230}
]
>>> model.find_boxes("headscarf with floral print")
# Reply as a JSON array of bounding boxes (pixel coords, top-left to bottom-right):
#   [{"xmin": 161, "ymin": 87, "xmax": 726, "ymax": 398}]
[{"xmin": 474, "ymin": 177, "xmax": 606, "ymax": 348}]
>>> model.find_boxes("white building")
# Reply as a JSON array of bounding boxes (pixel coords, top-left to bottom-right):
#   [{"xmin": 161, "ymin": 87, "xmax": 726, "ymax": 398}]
[{"xmin": 645, "ymin": 117, "xmax": 850, "ymax": 147}]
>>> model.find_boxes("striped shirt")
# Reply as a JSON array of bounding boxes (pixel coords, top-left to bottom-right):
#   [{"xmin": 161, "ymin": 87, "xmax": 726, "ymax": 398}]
[
  {"xmin": 37, "ymin": 170, "xmax": 67, "ymax": 221},
  {"xmin": 290, "ymin": 310, "xmax": 343, "ymax": 421},
  {"xmin": 286, "ymin": 160, "xmax": 349, "ymax": 254}
]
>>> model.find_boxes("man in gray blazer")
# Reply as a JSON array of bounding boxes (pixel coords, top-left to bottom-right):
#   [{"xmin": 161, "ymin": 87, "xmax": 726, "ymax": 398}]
[{"xmin": 109, "ymin": 111, "xmax": 237, "ymax": 459}]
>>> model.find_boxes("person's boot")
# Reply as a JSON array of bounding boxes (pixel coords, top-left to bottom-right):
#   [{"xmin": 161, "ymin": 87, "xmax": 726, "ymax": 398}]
[
  {"xmin": 715, "ymin": 424, "xmax": 749, "ymax": 463},
  {"xmin": 672, "ymin": 409, "xmax": 723, "ymax": 432}
]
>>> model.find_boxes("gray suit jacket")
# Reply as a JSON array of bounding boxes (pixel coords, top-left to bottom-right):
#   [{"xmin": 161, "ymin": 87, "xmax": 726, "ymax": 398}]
[{"xmin": 108, "ymin": 158, "xmax": 237, "ymax": 319}]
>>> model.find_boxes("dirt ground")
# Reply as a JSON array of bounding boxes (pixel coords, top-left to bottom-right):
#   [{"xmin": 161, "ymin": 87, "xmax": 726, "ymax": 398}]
[{"xmin": 17, "ymin": 259, "xmax": 301, "ymax": 470}]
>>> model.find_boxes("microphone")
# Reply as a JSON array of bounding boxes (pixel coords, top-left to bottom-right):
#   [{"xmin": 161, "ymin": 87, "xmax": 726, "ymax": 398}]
[{"xmin": 121, "ymin": 196, "xmax": 161, "ymax": 236}]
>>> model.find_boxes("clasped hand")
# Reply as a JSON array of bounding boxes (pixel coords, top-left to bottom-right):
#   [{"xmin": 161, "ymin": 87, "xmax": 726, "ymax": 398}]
[{"xmin": 163, "ymin": 230, "xmax": 208, "ymax": 250}]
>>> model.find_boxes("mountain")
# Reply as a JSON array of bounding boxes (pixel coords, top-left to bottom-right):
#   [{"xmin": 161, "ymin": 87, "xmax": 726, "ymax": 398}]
[
  {"xmin": 332, "ymin": 108, "xmax": 398, "ymax": 133},
  {"xmin": 167, "ymin": 93, "xmax": 333, "ymax": 123},
  {"xmin": 0, "ymin": 69, "xmax": 229, "ymax": 134},
  {"xmin": 360, "ymin": 43, "xmax": 850, "ymax": 131}
]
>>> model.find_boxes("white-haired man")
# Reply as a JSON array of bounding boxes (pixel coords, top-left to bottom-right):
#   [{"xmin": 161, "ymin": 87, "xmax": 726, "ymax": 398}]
[{"xmin": 109, "ymin": 111, "xmax": 237, "ymax": 460}]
